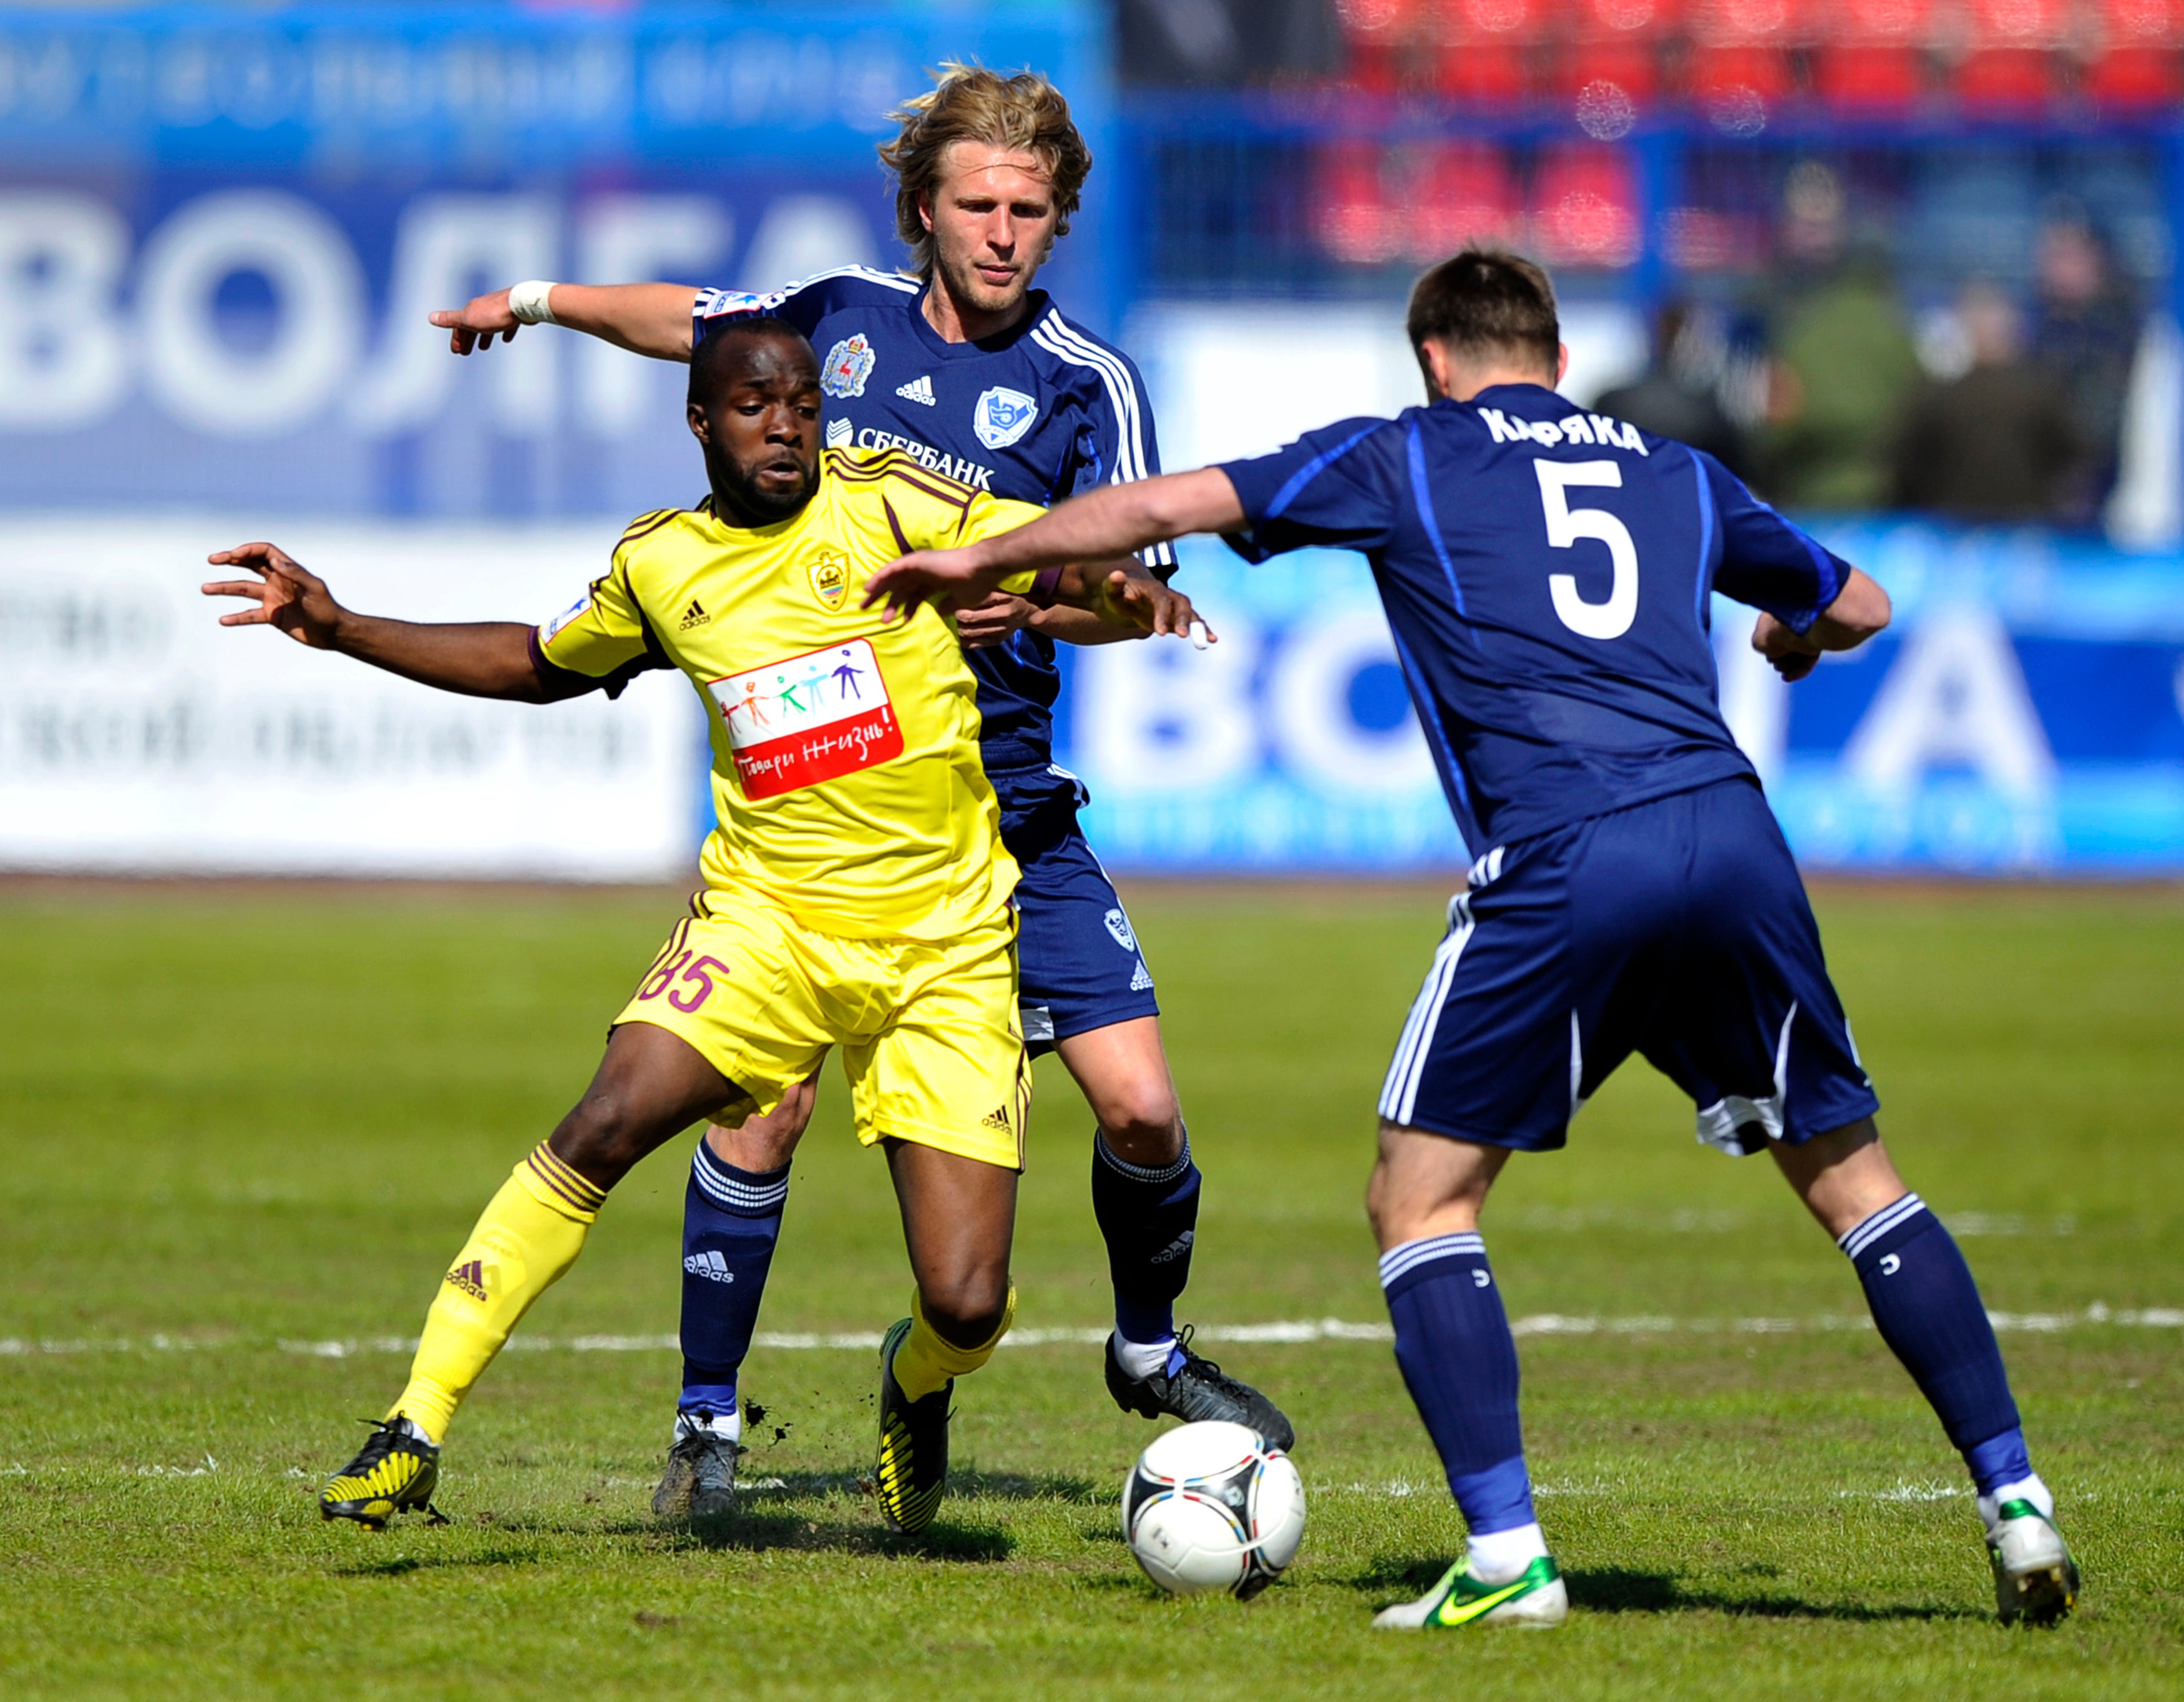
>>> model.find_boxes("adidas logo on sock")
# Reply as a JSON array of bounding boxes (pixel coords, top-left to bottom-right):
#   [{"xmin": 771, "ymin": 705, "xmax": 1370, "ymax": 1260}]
[
  {"xmin": 678, "ymin": 598, "xmax": 710, "ymax": 631},
  {"xmin": 683, "ymin": 1250, "xmax": 736, "ymax": 1284},
  {"xmin": 980, "ymin": 1105, "xmax": 1012, "ymax": 1132},
  {"xmin": 1151, "ymin": 1230, "xmax": 1196, "ymax": 1264},
  {"xmin": 895, "ymin": 374, "xmax": 936, "ymax": 406},
  {"xmin": 444, "ymin": 1259, "xmax": 488, "ymax": 1301}
]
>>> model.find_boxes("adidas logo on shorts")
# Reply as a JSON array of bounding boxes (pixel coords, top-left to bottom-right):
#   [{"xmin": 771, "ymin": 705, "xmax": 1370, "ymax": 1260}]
[
  {"xmin": 980, "ymin": 1105, "xmax": 1012, "ymax": 1132},
  {"xmin": 444, "ymin": 1258, "xmax": 488, "ymax": 1301}
]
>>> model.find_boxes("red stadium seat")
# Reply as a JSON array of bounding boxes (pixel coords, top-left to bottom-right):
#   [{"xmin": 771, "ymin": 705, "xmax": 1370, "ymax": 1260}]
[
  {"xmin": 1559, "ymin": 40, "xmax": 1663, "ymax": 105},
  {"xmin": 1815, "ymin": 0, "xmax": 1937, "ymax": 46},
  {"xmin": 1567, "ymin": 0, "xmax": 1684, "ymax": 39},
  {"xmin": 1528, "ymin": 142, "xmax": 1642, "ymax": 268},
  {"xmin": 1684, "ymin": 42, "xmax": 1795, "ymax": 122},
  {"xmin": 2083, "ymin": 44, "xmax": 2183, "ymax": 107},
  {"xmin": 1315, "ymin": 141, "xmax": 1403, "ymax": 265},
  {"xmin": 2093, "ymin": 0, "xmax": 2182, "ymax": 45},
  {"xmin": 1436, "ymin": 41, "xmax": 1533, "ymax": 104},
  {"xmin": 1811, "ymin": 45, "xmax": 1927, "ymax": 109},
  {"xmin": 1952, "ymin": 47, "xmax": 2057, "ymax": 112},
  {"xmin": 1687, "ymin": 0, "xmax": 1797, "ymax": 44},
  {"xmin": 1438, "ymin": 0, "xmax": 1557, "ymax": 42},
  {"xmin": 1409, "ymin": 140, "xmax": 1525, "ymax": 259}
]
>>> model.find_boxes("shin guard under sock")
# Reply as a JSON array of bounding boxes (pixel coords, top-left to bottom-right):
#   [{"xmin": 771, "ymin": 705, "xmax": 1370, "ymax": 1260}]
[
  {"xmin": 677, "ymin": 1143, "xmax": 789, "ymax": 1417},
  {"xmin": 1091, "ymin": 1131, "xmax": 1199, "ymax": 1356},
  {"xmin": 393, "ymin": 1142, "xmax": 605, "ymax": 1443},
  {"xmin": 1380, "ymin": 1232, "xmax": 1536, "ymax": 1537},
  {"xmin": 1839, "ymin": 1193, "xmax": 2029, "ymax": 1494}
]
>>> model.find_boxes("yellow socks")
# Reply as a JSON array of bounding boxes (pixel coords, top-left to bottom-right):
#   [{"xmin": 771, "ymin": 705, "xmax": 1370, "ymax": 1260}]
[
  {"xmin": 389, "ymin": 1143, "xmax": 606, "ymax": 1443},
  {"xmin": 890, "ymin": 1283, "xmax": 1016, "ymax": 1402}
]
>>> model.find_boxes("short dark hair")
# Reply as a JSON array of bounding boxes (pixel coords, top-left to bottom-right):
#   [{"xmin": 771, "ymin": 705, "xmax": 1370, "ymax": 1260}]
[
  {"xmin": 1405, "ymin": 249, "xmax": 1560, "ymax": 387},
  {"xmin": 688, "ymin": 316, "xmax": 813, "ymax": 406}
]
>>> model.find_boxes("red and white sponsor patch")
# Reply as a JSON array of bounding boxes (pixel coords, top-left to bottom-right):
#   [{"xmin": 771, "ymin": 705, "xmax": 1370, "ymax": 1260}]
[{"xmin": 706, "ymin": 637, "xmax": 902, "ymax": 800}]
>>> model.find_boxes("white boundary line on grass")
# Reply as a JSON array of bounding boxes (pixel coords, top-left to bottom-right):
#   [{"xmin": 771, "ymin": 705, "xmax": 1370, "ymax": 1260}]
[{"xmin": 0, "ymin": 1304, "xmax": 2177, "ymax": 1359}]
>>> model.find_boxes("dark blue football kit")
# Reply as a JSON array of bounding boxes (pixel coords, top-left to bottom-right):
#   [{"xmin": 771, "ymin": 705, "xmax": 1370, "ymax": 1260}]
[
  {"xmin": 1221, "ymin": 384, "xmax": 2044, "ymax": 1577},
  {"xmin": 1217, "ymin": 383, "xmax": 1881, "ymax": 1155},
  {"xmin": 694, "ymin": 268, "xmax": 1170, "ymax": 1048}
]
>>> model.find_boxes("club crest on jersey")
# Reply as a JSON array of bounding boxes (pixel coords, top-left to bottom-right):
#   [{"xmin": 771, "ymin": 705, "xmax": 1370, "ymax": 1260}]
[
  {"xmin": 821, "ymin": 334, "xmax": 877, "ymax": 399},
  {"xmin": 1103, "ymin": 907, "xmax": 1138, "ymax": 952},
  {"xmin": 973, "ymin": 385, "xmax": 1039, "ymax": 450},
  {"xmin": 807, "ymin": 550, "xmax": 850, "ymax": 610}
]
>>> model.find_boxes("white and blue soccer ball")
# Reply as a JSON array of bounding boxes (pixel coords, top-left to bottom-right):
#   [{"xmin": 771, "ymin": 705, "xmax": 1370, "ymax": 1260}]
[{"xmin": 1123, "ymin": 1421, "xmax": 1305, "ymax": 1599}]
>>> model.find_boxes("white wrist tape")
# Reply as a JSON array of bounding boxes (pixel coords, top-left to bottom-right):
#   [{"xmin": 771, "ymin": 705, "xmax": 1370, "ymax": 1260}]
[{"xmin": 507, "ymin": 280, "xmax": 559, "ymax": 326}]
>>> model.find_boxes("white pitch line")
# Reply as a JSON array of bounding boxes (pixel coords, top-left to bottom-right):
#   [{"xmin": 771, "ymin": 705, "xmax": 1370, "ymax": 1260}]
[{"xmin": 1, "ymin": 1304, "xmax": 2177, "ymax": 1361}]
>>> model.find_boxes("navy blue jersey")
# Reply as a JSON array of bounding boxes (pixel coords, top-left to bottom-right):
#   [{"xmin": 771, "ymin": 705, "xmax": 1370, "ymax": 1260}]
[
  {"xmin": 693, "ymin": 268, "xmax": 1171, "ymax": 788},
  {"xmin": 1219, "ymin": 383, "xmax": 1850, "ymax": 853}
]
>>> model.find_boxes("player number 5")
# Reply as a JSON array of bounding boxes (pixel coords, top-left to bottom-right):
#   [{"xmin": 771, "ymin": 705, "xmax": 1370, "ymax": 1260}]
[{"xmin": 1534, "ymin": 459, "xmax": 1639, "ymax": 641}]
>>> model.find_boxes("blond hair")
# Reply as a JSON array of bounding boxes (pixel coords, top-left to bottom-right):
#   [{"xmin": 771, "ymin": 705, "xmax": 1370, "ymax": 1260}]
[{"xmin": 877, "ymin": 63, "xmax": 1092, "ymax": 278}]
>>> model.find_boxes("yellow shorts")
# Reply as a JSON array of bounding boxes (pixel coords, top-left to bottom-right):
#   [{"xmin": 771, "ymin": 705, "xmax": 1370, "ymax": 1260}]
[{"xmin": 612, "ymin": 892, "xmax": 1030, "ymax": 1170}]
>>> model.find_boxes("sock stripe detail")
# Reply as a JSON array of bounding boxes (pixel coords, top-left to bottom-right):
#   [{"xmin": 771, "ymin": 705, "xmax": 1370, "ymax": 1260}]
[
  {"xmin": 1379, "ymin": 1231, "xmax": 1486, "ymax": 1289},
  {"xmin": 1838, "ymin": 1193, "xmax": 1928, "ymax": 1260},
  {"xmin": 691, "ymin": 1148, "xmax": 790, "ymax": 1215},
  {"xmin": 1093, "ymin": 1132, "xmax": 1192, "ymax": 1185},
  {"xmin": 527, "ymin": 1143, "xmax": 607, "ymax": 1214}
]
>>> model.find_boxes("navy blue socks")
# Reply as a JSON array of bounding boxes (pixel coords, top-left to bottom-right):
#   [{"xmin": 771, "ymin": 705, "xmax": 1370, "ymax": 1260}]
[
  {"xmin": 1839, "ymin": 1193, "xmax": 2030, "ymax": 1494},
  {"xmin": 1092, "ymin": 1131, "xmax": 1199, "ymax": 1376},
  {"xmin": 676, "ymin": 1142, "xmax": 789, "ymax": 1423},
  {"xmin": 1381, "ymin": 1232, "xmax": 1541, "ymax": 1558}
]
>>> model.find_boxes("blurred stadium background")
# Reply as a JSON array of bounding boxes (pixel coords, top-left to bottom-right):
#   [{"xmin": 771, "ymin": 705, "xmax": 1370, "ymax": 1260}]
[{"xmin": 2, "ymin": 0, "xmax": 2182, "ymax": 882}]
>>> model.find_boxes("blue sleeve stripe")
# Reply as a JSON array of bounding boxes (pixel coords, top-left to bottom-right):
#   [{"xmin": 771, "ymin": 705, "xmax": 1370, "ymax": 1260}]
[
  {"xmin": 1403, "ymin": 423, "xmax": 1468, "ymax": 621},
  {"xmin": 1263, "ymin": 425, "xmax": 1377, "ymax": 523},
  {"xmin": 1690, "ymin": 447, "xmax": 1718, "ymax": 628},
  {"xmin": 1795, "ymin": 526, "xmax": 1843, "ymax": 614}
]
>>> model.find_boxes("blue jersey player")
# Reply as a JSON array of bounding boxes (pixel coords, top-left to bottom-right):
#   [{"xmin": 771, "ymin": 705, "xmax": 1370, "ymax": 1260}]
[
  {"xmin": 431, "ymin": 66, "xmax": 1291, "ymax": 1513},
  {"xmin": 865, "ymin": 249, "xmax": 2080, "ymax": 1630}
]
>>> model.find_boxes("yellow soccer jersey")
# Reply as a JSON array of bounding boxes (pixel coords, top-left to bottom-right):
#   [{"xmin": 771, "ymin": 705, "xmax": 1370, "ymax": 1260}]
[{"xmin": 538, "ymin": 446, "xmax": 1047, "ymax": 941}]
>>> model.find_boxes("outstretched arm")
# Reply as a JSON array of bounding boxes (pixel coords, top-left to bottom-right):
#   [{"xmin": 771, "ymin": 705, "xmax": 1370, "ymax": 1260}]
[
  {"xmin": 203, "ymin": 542, "xmax": 551, "ymax": 702},
  {"xmin": 429, "ymin": 284, "xmax": 701, "ymax": 361},
  {"xmin": 1750, "ymin": 567, "xmax": 1891, "ymax": 683},
  {"xmin": 865, "ymin": 469, "xmax": 1244, "ymax": 620}
]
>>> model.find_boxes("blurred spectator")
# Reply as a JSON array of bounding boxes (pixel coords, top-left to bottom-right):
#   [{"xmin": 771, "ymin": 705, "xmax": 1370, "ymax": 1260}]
[
  {"xmin": 1119, "ymin": 0, "xmax": 1345, "ymax": 86},
  {"xmin": 1891, "ymin": 283, "xmax": 2080, "ymax": 522},
  {"xmin": 1759, "ymin": 162, "xmax": 1923, "ymax": 511},
  {"xmin": 2029, "ymin": 214, "xmax": 2142, "ymax": 522},
  {"xmin": 1594, "ymin": 300, "xmax": 1752, "ymax": 478}
]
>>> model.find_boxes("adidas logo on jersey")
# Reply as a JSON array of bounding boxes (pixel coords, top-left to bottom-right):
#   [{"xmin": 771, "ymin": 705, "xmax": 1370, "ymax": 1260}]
[
  {"xmin": 980, "ymin": 1105, "xmax": 1012, "ymax": 1132},
  {"xmin": 683, "ymin": 1250, "xmax": 736, "ymax": 1285},
  {"xmin": 895, "ymin": 374, "xmax": 937, "ymax": 406},
  {"xmin": 444, "ymin": 1259, "xmax": 488, "ymax": 1301},
  {"xmin": 678, "ymin": 598, "xmax": 710, "ymax": 631}
]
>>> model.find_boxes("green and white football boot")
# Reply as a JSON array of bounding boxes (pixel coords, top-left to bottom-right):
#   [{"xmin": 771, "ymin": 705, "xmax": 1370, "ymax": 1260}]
[
  {"xmin": 1986, "ymin": 1498, "xmax": 2080, "ymax": 1626},
  {"xmin": 1373, "ymin": 1554, "xmax": 1567, "ymax": 1630}
]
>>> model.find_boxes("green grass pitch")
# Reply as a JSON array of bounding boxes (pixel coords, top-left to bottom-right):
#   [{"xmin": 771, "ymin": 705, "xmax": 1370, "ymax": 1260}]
[{"xmin": 1, "ymin": 878, "xmax": 2180, "ymax": 1700}]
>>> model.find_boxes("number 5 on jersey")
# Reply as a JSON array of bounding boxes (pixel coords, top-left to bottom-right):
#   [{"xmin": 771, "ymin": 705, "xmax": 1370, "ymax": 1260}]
[{"xmin": 1534, "ymin": 459, "xmax": 1639, "ymax": 641}]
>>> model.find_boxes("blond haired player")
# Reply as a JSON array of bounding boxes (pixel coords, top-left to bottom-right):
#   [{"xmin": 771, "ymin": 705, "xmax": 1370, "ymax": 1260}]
[{"xmin": 202, "ymin": 318, "xmax": 1202, "ymax": 1535}]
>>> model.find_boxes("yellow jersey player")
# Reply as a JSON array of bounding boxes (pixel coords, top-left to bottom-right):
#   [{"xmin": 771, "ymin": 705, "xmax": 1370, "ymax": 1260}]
[{"xmin": 202, "ymin": 316, "xmax": 1202, "ymax": 1535}]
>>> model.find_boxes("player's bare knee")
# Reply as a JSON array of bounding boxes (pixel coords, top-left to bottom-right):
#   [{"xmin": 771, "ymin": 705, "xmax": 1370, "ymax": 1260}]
[
  {"xmin": 1095, "ymin": 1091, "xmax": 1184, "ymax": 1167},
  {"xmin": 919, "ymin": 1268, "xmax": 1011, "ymax": 1346},
  {"xmin": 550, "ymin": 1089, "xmax": 661, "ymax": 1182}
]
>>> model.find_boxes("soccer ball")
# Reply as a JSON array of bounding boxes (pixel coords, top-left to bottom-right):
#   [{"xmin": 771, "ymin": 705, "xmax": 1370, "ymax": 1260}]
[{"xmin": 1123, "ymin": 1420, "xmax": 1305, "ymax": 1599}]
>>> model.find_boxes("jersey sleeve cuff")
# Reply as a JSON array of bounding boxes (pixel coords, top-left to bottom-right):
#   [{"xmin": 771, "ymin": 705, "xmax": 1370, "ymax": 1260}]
[{"xmin": 529, "ymin": 627, "xmax": 620, "ymax": 702}]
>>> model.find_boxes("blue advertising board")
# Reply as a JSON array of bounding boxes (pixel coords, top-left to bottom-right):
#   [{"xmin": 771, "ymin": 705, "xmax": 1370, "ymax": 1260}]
[
  {"xmin": 1053, "ymin": 524, "xmax": 2184, "ymax": 876},
  {"xmin": 0, "ymin": 3, "xmax": 1113, "ymax": 519}
]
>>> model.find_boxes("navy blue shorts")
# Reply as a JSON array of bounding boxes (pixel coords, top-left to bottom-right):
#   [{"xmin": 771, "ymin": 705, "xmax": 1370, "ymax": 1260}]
[
  {"xmin": 1379, "ymin": 778, "xmax": 1879, "ymax": 1155},
  {"xmin": 1009, "ymin": 803, "xmax": 1159, "ymax": 1057}
]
